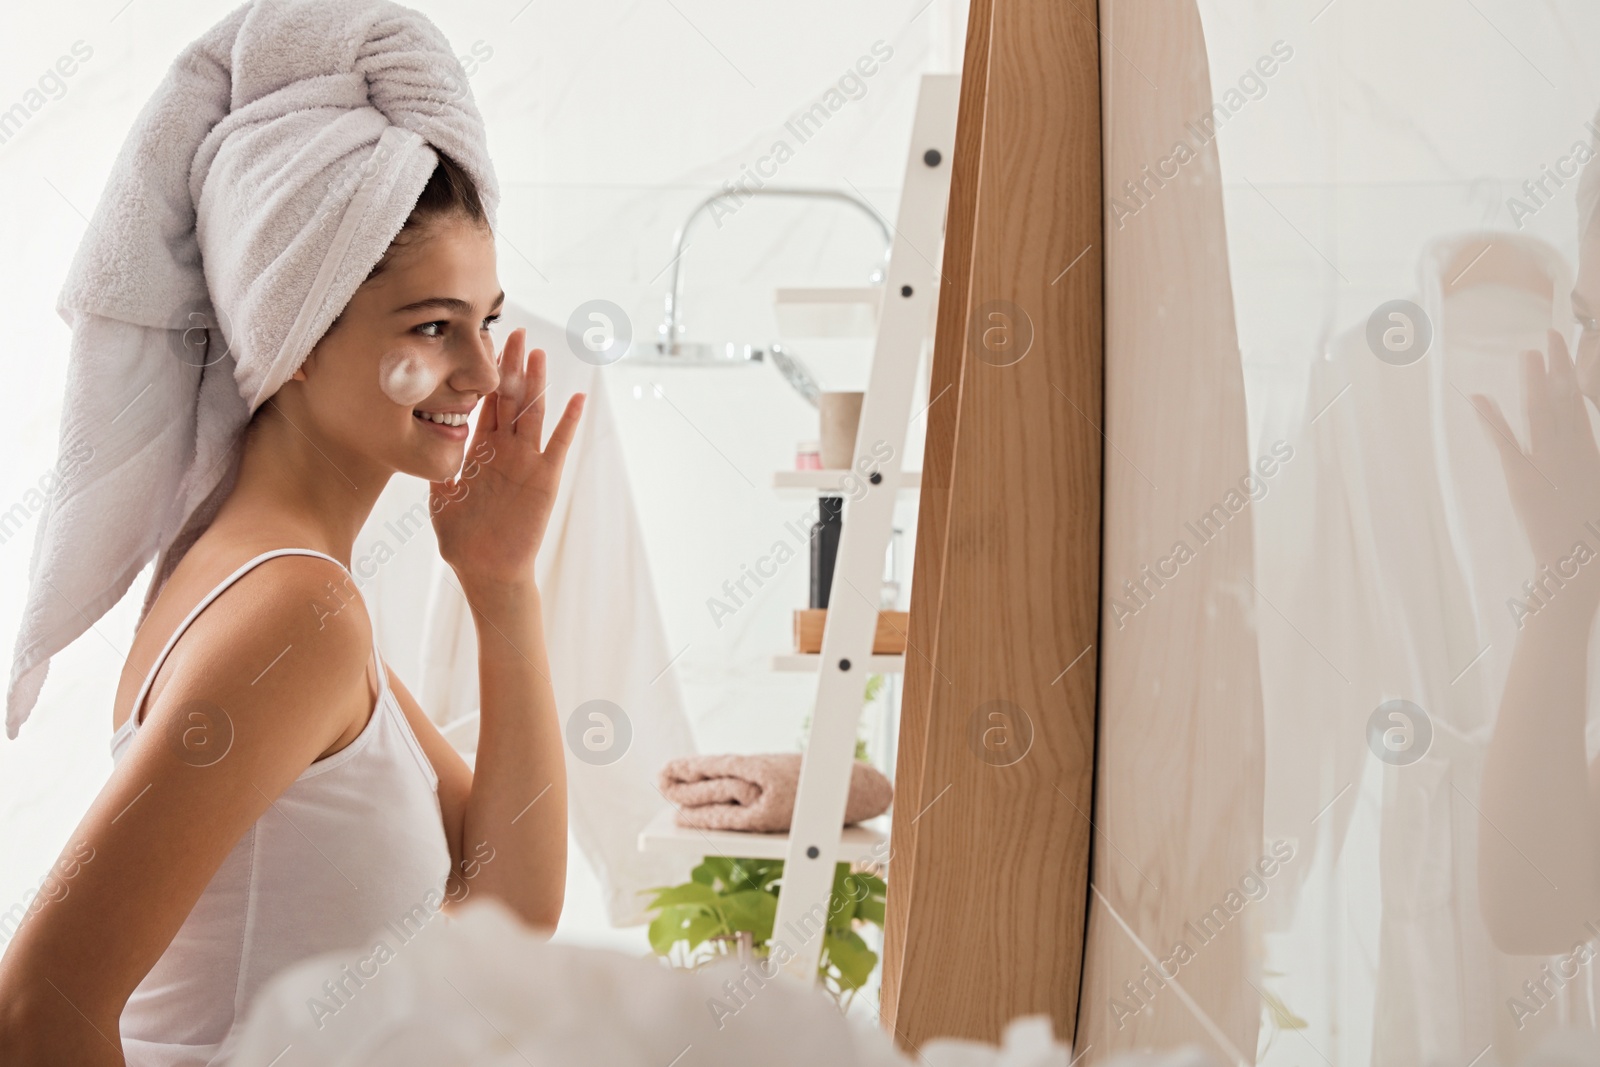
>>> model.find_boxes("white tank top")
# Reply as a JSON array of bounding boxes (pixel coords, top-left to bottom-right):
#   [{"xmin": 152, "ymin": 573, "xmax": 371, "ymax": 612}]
[{"xmin": 109, "ymin": 548, "xmax": 453, "ymax": 1066}]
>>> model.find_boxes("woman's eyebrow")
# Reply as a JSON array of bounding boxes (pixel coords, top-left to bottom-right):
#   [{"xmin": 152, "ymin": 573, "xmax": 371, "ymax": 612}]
[{"xmin": 394, "ymin": 291, "xmax": 507, "ymax": 315}]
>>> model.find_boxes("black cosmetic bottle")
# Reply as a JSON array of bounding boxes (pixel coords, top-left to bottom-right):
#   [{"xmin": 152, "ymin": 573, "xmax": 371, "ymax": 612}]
[{"xmin": 809, "ymin": 495, "xmax": 843, "ymax": 609}]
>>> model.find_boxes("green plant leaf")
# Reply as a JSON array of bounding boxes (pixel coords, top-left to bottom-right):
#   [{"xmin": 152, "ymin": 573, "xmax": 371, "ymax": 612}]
[
  {"xmin": 823, "ymin": 931, "xmax": 878, "ymax": 991},
  {"xmin": 648, "ymin": 906, "xmax": 693, "ymax": 956},
  {"xmin": 719, "ymin": 889, "xmax": 778, "ymax": 944},
  {"xmin": 837, "ymin": 928, "xmax": 871, "ymax": 953},
  {"xmin": 651, "ymin": 855, "xmax": 887, "ymax": 998},
  {"xmin": 648, "ymin": 882, "xmax": 721, "ymax": 909},
  {"xmin": 684, "ymin": 913, "xmax": 727, "ymax": 951},
  {"xmin": 831, "ymin": 865, "xmax": 877, "ymax": 925},
  {"xmin": 750, "ymin": 860, "xmax": 784, "ymax": 891},
  {"xmin": 726, "ymin": 859, "xmax": 768, "ymax": 893}
]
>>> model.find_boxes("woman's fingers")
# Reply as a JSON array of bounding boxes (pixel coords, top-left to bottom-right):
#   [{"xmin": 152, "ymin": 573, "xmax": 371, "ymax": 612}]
[
  {"xmin": 475, "ymin": 329, "xmax": 577, "ymax": 464},
  {"xmin": 544, "ymin": 393, "xmax": 586, "ymax": 467},
  {"xmin": 517, "ymin": 347, "xmax": 548, "ymax": 438},
  {"xmin": 1472, "ymin": 393, "xmax": 1524, "ymax": 469},
  {"xmin": 1546, "ymin": 329, "xmax": 1586, "ymax": 436},
  {"xmin": 1549, "ymin": 329, "xmax": 1577, "ymax": 388},
  {"xmin": 1522, "ymin": 346, "xmax": 1553, "ymax": 435},
  {"xmin": 478, "ymin": 334, "xmax": 504, "ymax": 436},
  {"xmin": 496, "ymin": 328, "xmax": 526, "ymax": 433}
]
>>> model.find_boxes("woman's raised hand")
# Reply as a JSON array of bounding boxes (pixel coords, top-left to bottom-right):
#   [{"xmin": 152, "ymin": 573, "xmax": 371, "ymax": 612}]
[
  {"xmin": 1474, "ymin": 329, "xmax": 1600, "ymax": 605},
  {"xmin": 430, "ymin": 326, "xmax": 584, "ymax": 592}
]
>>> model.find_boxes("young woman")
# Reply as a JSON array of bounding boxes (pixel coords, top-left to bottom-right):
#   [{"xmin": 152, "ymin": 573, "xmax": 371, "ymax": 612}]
[{"xmin": 0, "ymin": 141, "xmax": 582, "ymax": 1063}]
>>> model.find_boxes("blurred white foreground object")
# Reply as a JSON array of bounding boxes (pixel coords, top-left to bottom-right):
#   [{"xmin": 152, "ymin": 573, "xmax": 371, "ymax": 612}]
[
  {"xmin": 225, "ymin": 897, "xmax": 1219, "ymax": 1067},
  {"xmin": 919, "ymin": 1015, "xmax": 1220, "ymax": 1067}
]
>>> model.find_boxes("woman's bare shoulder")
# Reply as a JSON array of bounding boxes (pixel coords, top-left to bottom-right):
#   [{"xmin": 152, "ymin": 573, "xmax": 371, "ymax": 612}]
[
  {"xmin": 0, "ymin": 550, "xmax": 379, "ymax": 1036},
  {"xmin": 114, "ymin": 543, "xmax": 374, "ymax": 734}
]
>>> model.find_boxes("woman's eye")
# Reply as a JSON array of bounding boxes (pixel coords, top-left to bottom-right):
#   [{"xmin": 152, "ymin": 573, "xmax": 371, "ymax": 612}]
[
  {"xmin": 417, "ymin": 321, "xmax": 446, "ymax": 337},
  {"xmin": 482, "ymin": 314, "xmax": 501, "ymax": 331},
  {"xmin": 1581, "ymin": 315, "xmax": 1598, "ymax": 332}
]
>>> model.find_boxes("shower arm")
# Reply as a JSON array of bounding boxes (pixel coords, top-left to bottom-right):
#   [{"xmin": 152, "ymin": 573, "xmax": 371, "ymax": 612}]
[{"xmin": 656, "ymin": 186, "xmax": 894, "ymax": 346}]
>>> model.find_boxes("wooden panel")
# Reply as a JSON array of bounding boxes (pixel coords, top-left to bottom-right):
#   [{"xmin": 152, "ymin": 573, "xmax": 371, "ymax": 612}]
[
  {"xmin": 878, "ymin": 0, "xmax": 993, "ymax": 1025},
  {"xmin": 880, "ymin": 0, "xmax": 1102, "ymax": 1049},
  {"xmin": 792, "ymin": 609, "xmax": 909, "ymax": 655},
  {"xmin": 1073, "ymin": 0, "xmax": 1264, "ymax": 1059}
]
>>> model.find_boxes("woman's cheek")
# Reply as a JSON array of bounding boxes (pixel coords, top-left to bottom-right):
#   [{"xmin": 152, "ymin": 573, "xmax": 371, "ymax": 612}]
[{"xmin": 379, "ymin": 347, "xmax": 449, "ymax": 407}]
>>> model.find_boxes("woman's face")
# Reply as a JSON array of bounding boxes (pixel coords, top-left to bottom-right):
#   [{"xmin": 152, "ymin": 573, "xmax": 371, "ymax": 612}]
[{"xmin": 282, "ymin": 213, "xmax": 503, "ymax": 483}]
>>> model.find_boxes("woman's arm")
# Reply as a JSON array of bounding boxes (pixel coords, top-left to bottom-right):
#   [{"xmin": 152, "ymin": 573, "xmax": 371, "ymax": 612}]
[
  {"xmin": 451, "ymin": 580, "xmax": 567, "ymax": 928},
  {"xmin": 383, "ymin": 628, "xmax": 565, "ymax": 924},
  {"xmin": 1474, "ymin": 331, "xmax": 1600, "ymax": 952},
  {"xmin": 1479, "ymin": 592, "xmax": 1600, "ymax": 951},
  {"xmin": 0, "ymin": 556, "xmax": 374, "ymax": 1064},
  {"xmin": 426, "ymin": 326, "xmax": 582, "ymax": 931}
]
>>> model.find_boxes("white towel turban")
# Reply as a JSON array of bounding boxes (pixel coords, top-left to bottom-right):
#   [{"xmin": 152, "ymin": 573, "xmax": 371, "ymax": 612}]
[{"xmin": 6, "ymin": 0, "xmax": 499, "ymax": 738}]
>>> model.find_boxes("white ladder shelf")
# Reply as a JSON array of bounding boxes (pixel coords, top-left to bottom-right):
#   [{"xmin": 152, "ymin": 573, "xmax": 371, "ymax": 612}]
[
  {"xmin": 636, "ymin": 73, "xmax": 958, "ymax": 986},
  {"xmin": 770, "ymin": 73, "xmax": 957, "ymax": 984}
]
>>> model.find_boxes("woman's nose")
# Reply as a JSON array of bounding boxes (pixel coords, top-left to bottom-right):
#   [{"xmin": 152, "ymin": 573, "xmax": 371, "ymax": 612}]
[{"xmin": 454, "ymin": 328, "xmax": 501, "ymax": 396}]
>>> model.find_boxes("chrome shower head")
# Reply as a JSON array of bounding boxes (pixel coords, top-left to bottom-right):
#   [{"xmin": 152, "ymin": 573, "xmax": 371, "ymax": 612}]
[{"xmin": 624, "ymin": 340, "xmax": 764, "ymax": 365}]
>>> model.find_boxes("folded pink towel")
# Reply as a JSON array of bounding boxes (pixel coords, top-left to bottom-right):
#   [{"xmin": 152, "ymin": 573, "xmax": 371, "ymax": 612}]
[{"xmin": 659, "ymin": 753, "xmax": 893, "ymax": 833}]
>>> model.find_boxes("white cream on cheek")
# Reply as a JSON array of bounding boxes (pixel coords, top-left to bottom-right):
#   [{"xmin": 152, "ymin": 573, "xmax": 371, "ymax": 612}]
[{"xmin": 379, "ymin": 348, "xmax": 449, "ymax": 408}]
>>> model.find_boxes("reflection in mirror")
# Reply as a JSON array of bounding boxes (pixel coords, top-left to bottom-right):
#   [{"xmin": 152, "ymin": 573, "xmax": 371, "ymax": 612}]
[{"xmin": 1086, "ymin": 0, "xmax": 1600, "ymax": 1064}]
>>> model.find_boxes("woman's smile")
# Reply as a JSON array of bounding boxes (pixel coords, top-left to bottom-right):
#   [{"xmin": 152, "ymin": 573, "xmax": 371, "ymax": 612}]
[{"xmin": 413, "ymin": 405, "xmax": 473, "ymax": 440}]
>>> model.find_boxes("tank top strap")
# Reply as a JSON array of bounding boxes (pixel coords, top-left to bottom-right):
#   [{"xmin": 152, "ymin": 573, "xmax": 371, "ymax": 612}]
[{"xmin": 125, "ymin": 548, "xmax": 380, "ymax": 732}]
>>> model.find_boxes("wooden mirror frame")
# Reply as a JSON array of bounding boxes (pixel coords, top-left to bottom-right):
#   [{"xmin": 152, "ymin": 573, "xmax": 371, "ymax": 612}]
[
  {"xmin": 879, "ymin": 0, "xmax": 1103, "ymax": 1049},
  {"xmin": 881, "ymin": 0, "xmax": 1264, "ymax": 1059}
]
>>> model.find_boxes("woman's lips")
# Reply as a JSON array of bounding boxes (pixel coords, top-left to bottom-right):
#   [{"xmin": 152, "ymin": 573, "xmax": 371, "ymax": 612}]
[{"xmin": 413, "ymin": 411, "xmax": 469, "ymax": 440}]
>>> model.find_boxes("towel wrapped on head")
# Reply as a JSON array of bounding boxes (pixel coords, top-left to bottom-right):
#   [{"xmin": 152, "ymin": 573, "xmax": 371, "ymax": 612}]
[
  {"xmin": 659, "ymin": 753, "xmax": 893, "ymax": 833},
  {"xmin": 6, "ymin": 0, "xmax": 498, "ymax": 738}
]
